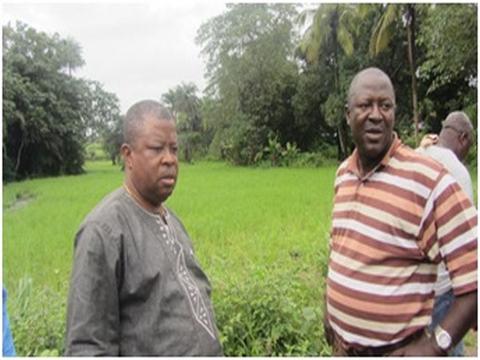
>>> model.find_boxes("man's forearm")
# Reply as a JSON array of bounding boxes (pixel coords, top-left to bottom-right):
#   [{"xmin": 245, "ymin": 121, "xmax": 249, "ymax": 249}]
[
  {"xmin": 389, "ymin": 291, "xmax": 477, "ymax": 356},
  {"xmin": 439, "ymin": 290, "xmax": 477, "ymax": 347}
]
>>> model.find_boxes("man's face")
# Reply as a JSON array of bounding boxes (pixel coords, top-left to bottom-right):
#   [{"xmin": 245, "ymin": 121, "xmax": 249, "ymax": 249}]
[
  {"xmin": 347, "ymin": 73, "xmax": 396, "ymax": 167},
  {"xmin": 126, "ymin": 116, "xmax": 178, "ymax": 206}
]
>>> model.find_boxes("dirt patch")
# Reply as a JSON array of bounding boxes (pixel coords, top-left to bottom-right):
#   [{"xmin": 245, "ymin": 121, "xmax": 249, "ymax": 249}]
[{"xmin": 7, "ymin": 192, "xmax": 35, "ymax": 211}]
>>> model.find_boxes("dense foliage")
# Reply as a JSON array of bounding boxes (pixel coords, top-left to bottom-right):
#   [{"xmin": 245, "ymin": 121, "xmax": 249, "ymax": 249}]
[
  {"xmin": 195, "ymin": 4, "xmax": 301, "ymax": 165},
  {"xmin": 214, "ymin": 268, "xmax": 329, "ymax": 356},
  {"xmin": 3, "ymin": 4, "xmax": 477, "ymax": 178},
  {"xmin": 192, "ymin": 3, "xmax": 477, "ymax": 165},
  {"xmin": 3, "ymin": 22, "xmax": 121, "ymax": 181}
]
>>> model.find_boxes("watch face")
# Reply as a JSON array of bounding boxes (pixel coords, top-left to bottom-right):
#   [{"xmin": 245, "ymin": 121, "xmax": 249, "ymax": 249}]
[
  {"xmin": 435, "ymin": 328, "xmax": 452, "ymax": 350},
  {"xmin": 438, "ymin": 333, "xmax": 450, "ymax": 348}
]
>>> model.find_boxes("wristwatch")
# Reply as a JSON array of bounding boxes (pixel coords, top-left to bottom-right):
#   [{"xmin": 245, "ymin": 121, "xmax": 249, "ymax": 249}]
[{"xmin": 434, "ymin": 325, "xmax": 452, "ymax": 352}]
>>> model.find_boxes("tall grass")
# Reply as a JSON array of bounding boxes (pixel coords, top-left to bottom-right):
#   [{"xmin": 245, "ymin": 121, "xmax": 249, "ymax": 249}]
[{"xmin": 3, "ymin": 161, "xmax": 336, "ymax": 355}]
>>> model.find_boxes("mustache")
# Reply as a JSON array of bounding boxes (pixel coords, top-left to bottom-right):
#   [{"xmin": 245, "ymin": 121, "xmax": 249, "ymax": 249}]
[
  {"xmin": 364, "ymin": 124, "xmax": 384, "ymax": 133},
  {"xmin": 159, "ymin": 172, "xmax": 177, "ymax": 179}
]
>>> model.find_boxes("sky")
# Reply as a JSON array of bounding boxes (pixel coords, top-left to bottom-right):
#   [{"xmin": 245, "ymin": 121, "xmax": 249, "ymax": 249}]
[{"xmin": 2, "ymin": 1, "xmax": 228, "ymax": 113}]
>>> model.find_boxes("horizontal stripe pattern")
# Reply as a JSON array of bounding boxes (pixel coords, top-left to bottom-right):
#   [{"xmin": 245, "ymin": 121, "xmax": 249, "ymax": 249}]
[{"xmin": 327, "ymin": 139, "xmax": 477, "ymax": 348}]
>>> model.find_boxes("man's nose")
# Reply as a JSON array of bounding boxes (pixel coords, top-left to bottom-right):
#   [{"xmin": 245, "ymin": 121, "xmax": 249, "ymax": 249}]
[
  {"xmin": 368, "ymin": 103, "xmax": 382, "ymax": 121},
  {"xmin": 162, "ymin": 149, "xmax": 177, "ymax": 164}
]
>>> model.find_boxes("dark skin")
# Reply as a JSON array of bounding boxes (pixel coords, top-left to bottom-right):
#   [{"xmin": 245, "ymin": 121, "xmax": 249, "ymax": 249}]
[
  {"xmin": 390, "ymin": 292, "xmax": 477, "ymax": 356},
  {"xmin": 121, "ymin": 115, "xmax": 178, "ymax": 217},
  {"xmin": 346, "ymin": 69, "xmax": 395, "ymax": 177},
  {"xmin": 438, "ymin": 127, "xmax": 473, "ymax": 162},
  {"xmin": 332, "ymin": 68, "xmax": 478, "ymax": 356}
]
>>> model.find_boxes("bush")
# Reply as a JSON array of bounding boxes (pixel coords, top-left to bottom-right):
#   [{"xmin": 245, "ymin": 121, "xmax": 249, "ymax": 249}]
[
  {"xmin": 289, "ymin": 152, "xmax": 327, "ymax": 168},
  {"xmin": 85, "ymin": 142, "xmax": 108, "ymax": 161},
  {"xmin": 8, "ymin": 271, "xmax": 332, "ymax": 356},
  {"xmin": 213, "ymin": 268, "xmax": 331, "ymax": 356},
  {"xmin": 9, "ymin": 277, "xmax": 66, "ymax": 356},
  {"xmin": 254, "ymin": 135, "xmax": 338, "ymax": 168}
]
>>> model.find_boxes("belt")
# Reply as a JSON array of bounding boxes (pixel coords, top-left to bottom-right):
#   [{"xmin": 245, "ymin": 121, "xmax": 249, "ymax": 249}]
[{"xmin": 337, "ymin": 329, "xmax": 426, "ymax": 357}]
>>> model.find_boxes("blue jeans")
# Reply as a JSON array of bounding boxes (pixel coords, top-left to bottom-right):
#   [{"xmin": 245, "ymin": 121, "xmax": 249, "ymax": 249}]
[{"xmin": 430, "ymin": 289, "xmax": 464, "ymax": 356}]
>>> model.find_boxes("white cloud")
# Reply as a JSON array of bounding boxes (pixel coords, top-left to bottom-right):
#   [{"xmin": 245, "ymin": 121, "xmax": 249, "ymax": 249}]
[{"xmin": 2, "ymin": 1, "xmax": 226, "ymax": 113}]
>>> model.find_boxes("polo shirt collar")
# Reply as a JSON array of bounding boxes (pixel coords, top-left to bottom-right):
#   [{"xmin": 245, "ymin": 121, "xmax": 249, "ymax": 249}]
[{"xmin": 346, "ymin": 132, "xmax": 401, "ymax": 179}]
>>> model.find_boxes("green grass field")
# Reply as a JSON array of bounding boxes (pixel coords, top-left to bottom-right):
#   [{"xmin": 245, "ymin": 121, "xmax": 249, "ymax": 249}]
[
  {"xmin": 3, "ymin": 161, "xmax": 336, "ymax": 288},
  {"xmin": 3, "ymin": 160, "xmax": 477, "ymax": 355},
  {"xmin": 3, "ymin": 161, "xmax": 337, "ymax": 355}
]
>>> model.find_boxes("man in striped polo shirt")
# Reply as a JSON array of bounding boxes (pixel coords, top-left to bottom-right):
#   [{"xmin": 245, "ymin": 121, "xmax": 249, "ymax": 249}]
[{"xmin": 324, "ymin": 67, "xmax": 477, "ymax": 356}]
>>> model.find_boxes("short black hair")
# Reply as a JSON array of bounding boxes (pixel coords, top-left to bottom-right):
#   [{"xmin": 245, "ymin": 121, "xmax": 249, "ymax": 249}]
[
  {"xmin": 123, "ymin": 100, "xmax": 174, "ymax": 145},
  {"xmin": 346, "ymin": 67, "xmax": 395, "ymax": 109}
]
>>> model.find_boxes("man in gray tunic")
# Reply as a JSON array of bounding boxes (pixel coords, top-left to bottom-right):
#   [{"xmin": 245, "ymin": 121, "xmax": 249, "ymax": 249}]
[{"xmin": 65, "ymin": 100, "xmax": 223, "ymax": 356}]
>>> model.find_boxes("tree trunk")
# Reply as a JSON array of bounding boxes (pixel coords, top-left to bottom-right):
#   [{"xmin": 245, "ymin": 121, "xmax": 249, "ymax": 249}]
[
  {"xmin": 337, "ymin": 127, "xmax": 345, "ymax": 160},
  {"xmin": 184, "ymin": 144, "xmax": 192, "ymax": 163},
  {"xmin": 15, "ymin": 134, "xmax": 25, "ymax": 174},
  {"xmin": 332, "ymin": 7, "xmax": 348, "ymax": 160},
  {"xmin": 406, "ymin": 4, "xmax": 419, "ymax": 146}
]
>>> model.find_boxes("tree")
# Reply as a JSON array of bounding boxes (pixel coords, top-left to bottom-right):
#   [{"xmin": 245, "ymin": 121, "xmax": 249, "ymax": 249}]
[
  {"xmin": 196, "ymin": 4, "xmax": 300, "ymax": 165},
  {"xmin": 417, "ymin": 4, "xmax": 477, "ymax": 132},
  {"xmin": 3, "ymin": 22, "xmax": 122, "ymax": 180},
  {"xmin": 102, "ymin": 114, "xmax": 124, "ymax": 165},
  {"xmin": 291, "ymin": 62, "xmax": 337, "ymax": 152},
  {"xmin": 3, "ymin": 22, "xmax": 87, "ymax": 179},
  {"xmin": 57, "ymin": 35, "xmax": 85, "ymax": 76},
  {"xmin": 369, "ymin": 4, "xmax": 421, "ymax": 145},
  {"xmin": 297, "ymin": 4, "xmax": 365, "ymax": 159},
  {"xmin": 162, "ymin": 83, "xmax": 203, "ymax": 163},
  {"xmin": 82, "ymin": 80, "xmax": 122, "ymax": 141}
]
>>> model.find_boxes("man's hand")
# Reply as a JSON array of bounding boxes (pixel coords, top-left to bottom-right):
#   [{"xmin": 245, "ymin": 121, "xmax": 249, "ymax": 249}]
[
  {"xmin": 389, "ymin": 332, "xmax": 445, "ymax": 357},
  {"xmin": 419, "ymin": 133, "xmax": 439, "ymax": 148}
]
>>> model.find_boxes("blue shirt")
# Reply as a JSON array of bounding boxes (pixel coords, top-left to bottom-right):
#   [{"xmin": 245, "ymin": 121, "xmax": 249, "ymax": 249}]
[{"xmin": 3, "ymin": 288, "xmax": 16, "ymax": 356}]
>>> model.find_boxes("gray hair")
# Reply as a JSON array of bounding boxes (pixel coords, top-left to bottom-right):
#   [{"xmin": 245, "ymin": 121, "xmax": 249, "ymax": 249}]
[
  {"xmin": 442, "ymin": 111, "xmax": 473, "ymax": 135},
  {"xmin": 123, "ymin": 100, "xmax": 174, "ymax": 145}
]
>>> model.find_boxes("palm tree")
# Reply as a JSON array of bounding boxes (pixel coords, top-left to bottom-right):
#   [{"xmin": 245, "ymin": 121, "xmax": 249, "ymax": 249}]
[
  {"xmin": 161, "ymin": 83, "xmax": 202, "ymax": 163},
  {"xmin": 369, "ymin": 4, "xmax": 419, "ymax": 145},
  {"xmin": 297, "ymin": 4, "xmax": 363, "ymax": 159},
  {"xmin": 58, "ymin": 37, "xmax": 85, "ymax": 76}
]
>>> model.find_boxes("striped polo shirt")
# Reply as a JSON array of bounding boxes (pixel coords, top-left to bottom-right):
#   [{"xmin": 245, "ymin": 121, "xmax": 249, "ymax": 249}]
[{"xmin": 326, "ymin": 136, "xmax": 477, "ymax": 349}]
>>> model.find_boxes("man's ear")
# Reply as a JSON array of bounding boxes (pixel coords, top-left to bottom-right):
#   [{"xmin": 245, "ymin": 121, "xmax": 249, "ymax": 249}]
[
  {"xmin": 345, "ymin": 104, "xmax": 351, "ymax": 126},
  {"xmin": 460, "ymin": 132, "xmax": 470, "ymax": 144},
  {"xmin": 121, "ymin": 143, "xmax": 133, "ymax": 169}
]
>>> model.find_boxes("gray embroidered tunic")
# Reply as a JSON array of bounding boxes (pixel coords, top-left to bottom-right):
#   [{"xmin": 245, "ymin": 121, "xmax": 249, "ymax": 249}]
[{"xmin": 65, "ymin": 188, "xmax": 223, "ymax": 356}]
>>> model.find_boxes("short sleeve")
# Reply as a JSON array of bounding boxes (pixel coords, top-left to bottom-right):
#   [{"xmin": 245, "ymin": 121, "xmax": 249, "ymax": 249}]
[{"xmin": 426, "ymin": 173, "xmax": 477, "ymax": 296}]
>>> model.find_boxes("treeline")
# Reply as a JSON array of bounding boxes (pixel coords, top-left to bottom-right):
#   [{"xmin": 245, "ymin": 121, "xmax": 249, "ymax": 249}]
[
  {"xmin": 3, "ymin": 22, "xmax": 122, "ymax": 181},
  {"xmin": 3, "ymin": 4, "xmax": 477, "ymax": 181},
  {"xmin": 188, "ymin": 3, "xmax": 477, "ymax": 165}
]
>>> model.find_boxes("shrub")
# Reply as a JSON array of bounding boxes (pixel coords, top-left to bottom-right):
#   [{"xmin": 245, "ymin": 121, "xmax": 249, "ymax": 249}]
[
  {"xmin": 289, "ymin": 152, "xmax": 326, "ymax": 168},
  {"xmin": 85, "ymin": 142, "xmax": 108, "ymax": 161},
  {"xmin": 254, "ymin": 135, "xmax": 338, "ymax": 168},
  {"xmin": 9, "ymin": 277, "xmax": 66, "ymax": 356},
  {"xmin": 213, "ymin": 268, "xmax": 331, "ymax": 356},
  {"xmin": 8, "ymin": 270, "xmax": 332, "ymax": 356}
]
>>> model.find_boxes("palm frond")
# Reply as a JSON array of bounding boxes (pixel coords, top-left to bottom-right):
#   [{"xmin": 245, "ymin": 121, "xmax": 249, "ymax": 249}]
[
  {"xmin": 337, "ymin": 26, "xmax": 354, "ymax": 56},
  {"xmin": 369, "ymin": 4, "xmax": 400, "ymax": 56}
]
